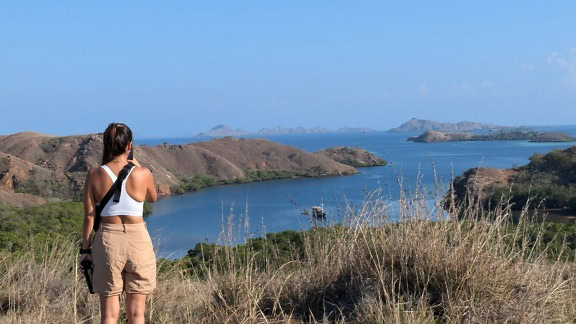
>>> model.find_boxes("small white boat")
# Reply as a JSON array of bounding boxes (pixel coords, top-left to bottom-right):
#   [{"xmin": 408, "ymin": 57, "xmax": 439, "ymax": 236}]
[{"xmin": 311, "ymin": 205, "xmax": 326, "ymax": 219}]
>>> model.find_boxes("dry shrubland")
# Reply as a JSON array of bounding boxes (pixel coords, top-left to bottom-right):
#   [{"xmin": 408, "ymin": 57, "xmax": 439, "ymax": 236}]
[{"xmin": 1, "ymin": 183, "xmax": 575, "ymax": 323}]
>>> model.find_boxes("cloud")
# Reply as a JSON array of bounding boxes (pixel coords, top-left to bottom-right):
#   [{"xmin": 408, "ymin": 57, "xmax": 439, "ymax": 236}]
[
  {"xmin": 417, "ymin": 84, "xmax": 429, "ymax": 97},
  {"xmin": 519, "ymin": 63, "xmax": 536, "ymax": 71},
  {"xmin": 481, "ymin": 80, "xmax": 494, "ymax": 88},
  {"xmin": 458, "ymin": 83, "xmax": 472, "ymax": 92},
  {"xmin": 548, "ymin": 48, "xmax": 576, "ymax": 80}
]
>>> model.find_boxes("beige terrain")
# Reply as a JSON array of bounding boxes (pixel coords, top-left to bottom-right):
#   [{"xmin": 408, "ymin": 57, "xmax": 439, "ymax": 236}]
[{"xmin": 0, "ymin": 132, "xmax": 386, "ymax": 206}]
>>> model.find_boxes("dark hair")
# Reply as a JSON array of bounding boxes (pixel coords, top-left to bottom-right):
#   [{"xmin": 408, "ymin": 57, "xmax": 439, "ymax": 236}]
[{"xmin": 101, "ymin": 123, "xmax": 133, "ymax": 165}]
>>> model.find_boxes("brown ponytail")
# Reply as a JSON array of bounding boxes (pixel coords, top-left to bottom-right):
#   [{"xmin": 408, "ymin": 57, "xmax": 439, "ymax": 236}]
[{"xmin": 101, "ymin": 123, "xmax": 133, "ymax": 165}]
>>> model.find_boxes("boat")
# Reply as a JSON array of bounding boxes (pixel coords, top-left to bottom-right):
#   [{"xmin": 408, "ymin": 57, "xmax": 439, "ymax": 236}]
[{"xmin": 311, "ymin": 205, "xmax": 326, "ymax": 219}]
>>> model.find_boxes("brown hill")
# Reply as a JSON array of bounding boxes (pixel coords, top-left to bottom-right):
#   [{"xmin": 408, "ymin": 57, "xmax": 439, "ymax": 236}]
[{"xmin": 0, "ymin": 132, "xmax": 384, "ymax": 205}]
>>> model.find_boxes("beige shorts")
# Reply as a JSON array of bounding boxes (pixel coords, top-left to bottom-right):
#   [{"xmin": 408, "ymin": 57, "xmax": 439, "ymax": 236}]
[{"xmin": 92, "ymin": 222, "xmax": 156, "ymax": 296}]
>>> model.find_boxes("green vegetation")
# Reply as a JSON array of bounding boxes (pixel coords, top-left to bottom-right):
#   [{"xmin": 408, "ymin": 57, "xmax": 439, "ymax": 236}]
[
  {"xmin": 0, "ymin": 201, "xmax": 154, "ymax": 253},
  {"xmin": 516, "ymin": 222, "xmax": 576, "ymax": 261},
  {"xmin": 0, "ymin": 201, "xmax": 83, "ymax": 252},
  {"xmin": 336, "ymin": 158, "xmax": 387, "ymax": 168},
  {"xmin": 143, "ymin": 201, "xmax": 153, "ymax": 216},
  {"xmin": 170, "ymin": 170, "xmax": 303, "ymax": 194},
  {"xmin": 486, "ymin": 148, "xmax": 576, "ymax": 211},
  {"xmin": 170, "ymin": 175, "xmax": 220, "ymax": 194},
  {"xmin": 172, "ymin": 230, "xmax": 305, "ymax": 276},
  {"xmin": 14, "ymin": 178, "xmax": 80, "ymax": 200},
  {"xmin": 40, "ymin": 137, "xmax": 62, "ymax": 153},
  {"xmin": 242, "ymin": 169, "xmax": 301, "ymax": 182}
]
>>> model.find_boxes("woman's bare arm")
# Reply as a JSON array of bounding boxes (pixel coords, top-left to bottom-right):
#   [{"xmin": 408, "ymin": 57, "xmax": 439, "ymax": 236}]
[
  {"xmin": 145, "ymin": 168, "xmax": 158, "ymax": 203},
  {"xmin": 128, "ymin": 157, "xmax": 157, "ymax": 202},
  {"xmin": 82, "ymin": 168, "xmax": 96, "ymax": 250}
]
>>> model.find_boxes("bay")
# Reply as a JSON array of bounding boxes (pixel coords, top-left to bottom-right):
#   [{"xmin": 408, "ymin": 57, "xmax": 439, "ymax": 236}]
[{"xmin": 136, "ymin": 125, "xmax": 576, "ymax": 258}]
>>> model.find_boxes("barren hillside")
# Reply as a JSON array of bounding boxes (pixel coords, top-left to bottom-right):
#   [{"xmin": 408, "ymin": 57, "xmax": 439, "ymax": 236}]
[{"xmin": 0, "ymin": 132, "xmax": 385, "ymax": 205}]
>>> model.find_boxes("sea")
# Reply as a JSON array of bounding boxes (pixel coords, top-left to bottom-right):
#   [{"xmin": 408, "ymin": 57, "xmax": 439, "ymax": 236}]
[{"xmin": 136, "ymin": 125, "xmax": 576, "ymax": 259}]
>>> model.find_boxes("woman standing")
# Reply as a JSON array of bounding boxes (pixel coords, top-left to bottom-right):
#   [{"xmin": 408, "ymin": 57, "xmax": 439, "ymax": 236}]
[{"xmin": 81, "ymin": 123, "xmax": 158, "ymax": 324}]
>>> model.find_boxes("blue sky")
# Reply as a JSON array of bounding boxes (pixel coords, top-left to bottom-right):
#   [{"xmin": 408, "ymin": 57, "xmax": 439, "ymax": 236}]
[{"xmin": 1, "ymin": 1, "xmax": 575, "ymax": 138}]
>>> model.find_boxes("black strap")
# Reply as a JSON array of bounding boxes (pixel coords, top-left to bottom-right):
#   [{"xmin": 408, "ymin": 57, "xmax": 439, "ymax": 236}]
[
  {"xmin": 93, "ymin": 162, "xmax": 135, "ymax": 232},
  {"xmin": 113, "ymin": 165, "xmax": 134, "ymax": 203}
]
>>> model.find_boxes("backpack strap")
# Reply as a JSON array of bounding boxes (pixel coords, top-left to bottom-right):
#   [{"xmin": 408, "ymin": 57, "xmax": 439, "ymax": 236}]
[
  {"xmin": 113, "ymin": 164, "xmax": 135, "ymax": 203},
  {"xmin": 93, "ymin": 162, "xmax": 135, "ymax": 232}
]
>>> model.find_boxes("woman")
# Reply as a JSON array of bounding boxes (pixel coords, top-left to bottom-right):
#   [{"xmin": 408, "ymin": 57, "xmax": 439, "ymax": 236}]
[{"xmin": 81, "ymin": 123, "xmax": 158, "ymax": 324}]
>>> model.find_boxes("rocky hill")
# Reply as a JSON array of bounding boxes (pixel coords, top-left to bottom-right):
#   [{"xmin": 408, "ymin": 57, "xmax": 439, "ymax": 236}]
[
  {"xmin": 390, "ymin": 118, "xmax": 518, "ymax": 133},
  {"xmin": 0, "ymin": 132, "xmax": 386, "ymax": 206},
  {"xmin": 450, "ymin": 146, "xmax": 576, "ymax": 212}
]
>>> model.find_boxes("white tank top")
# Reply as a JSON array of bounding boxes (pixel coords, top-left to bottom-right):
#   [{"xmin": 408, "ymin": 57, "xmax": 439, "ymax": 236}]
[{"xmin": 100, "ymin": 164, "xmax": 144, "ymax": 216}]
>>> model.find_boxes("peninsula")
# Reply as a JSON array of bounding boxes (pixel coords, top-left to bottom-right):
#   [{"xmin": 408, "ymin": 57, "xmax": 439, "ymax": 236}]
[{"xmin": 0, "ymin": 132, "xmax": 386, "ymax": 207}]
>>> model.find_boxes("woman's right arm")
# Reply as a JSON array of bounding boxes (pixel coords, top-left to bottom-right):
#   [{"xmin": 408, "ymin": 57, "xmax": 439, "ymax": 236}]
[
  {"xmin": 128, "ymin": 157, "xmax": 157, "ymax": 203},
  {"xmin": 145, "ymin": 168, "xmax": 157, "ymax": 203}
]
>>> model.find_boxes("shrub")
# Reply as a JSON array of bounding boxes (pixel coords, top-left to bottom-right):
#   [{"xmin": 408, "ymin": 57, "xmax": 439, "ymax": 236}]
[{"xmin": 40, "ymin": 137, "xmax": 62, "ymax": 154}]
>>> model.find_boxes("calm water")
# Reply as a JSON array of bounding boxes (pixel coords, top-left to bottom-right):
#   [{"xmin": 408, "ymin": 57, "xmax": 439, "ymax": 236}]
[{"xmin": 137, "ymin": 125, "xmax": 576, "ymax": 258}]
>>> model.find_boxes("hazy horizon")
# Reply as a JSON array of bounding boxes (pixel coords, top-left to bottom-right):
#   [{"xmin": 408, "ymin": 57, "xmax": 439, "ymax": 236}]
[{"xmin": 3, "ymin": 119, "xmax": 576, "ymax": 140}]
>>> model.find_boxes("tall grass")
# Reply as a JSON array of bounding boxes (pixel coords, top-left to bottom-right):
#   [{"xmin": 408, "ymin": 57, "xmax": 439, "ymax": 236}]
[{"xmin": 1, "ymin": 179, "xmax": 575, "ymax": 323}]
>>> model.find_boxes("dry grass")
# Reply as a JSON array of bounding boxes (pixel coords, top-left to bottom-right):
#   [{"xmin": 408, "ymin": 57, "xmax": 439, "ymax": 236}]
[{"xmin": 1, "ymin": 181, "xmax": 575, "ymax": 323}]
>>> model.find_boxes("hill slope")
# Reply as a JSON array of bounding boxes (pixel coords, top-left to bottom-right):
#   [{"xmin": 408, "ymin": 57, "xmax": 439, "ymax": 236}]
[{"xmin": 0, "ymin": 132, "xmax": 385, "ymax": 205}]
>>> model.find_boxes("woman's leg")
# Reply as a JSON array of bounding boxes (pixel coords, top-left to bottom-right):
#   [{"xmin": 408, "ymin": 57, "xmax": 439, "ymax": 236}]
[
  {"xmin": 126, "ymin": 293, "xmax": 147, "ymax": 324},
  {"xmin": 99, "ymin": 294, "xmax": 120, "ymax": 324}
]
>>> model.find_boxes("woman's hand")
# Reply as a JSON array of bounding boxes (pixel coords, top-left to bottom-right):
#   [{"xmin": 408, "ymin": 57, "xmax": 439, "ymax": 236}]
[
  {"xmin": 129, "ymin": 157, "xmax": 142, "ymax": 167},
  {"xmin": 80, "ymin": 253, "xmax": 92, "ymax": 266}
]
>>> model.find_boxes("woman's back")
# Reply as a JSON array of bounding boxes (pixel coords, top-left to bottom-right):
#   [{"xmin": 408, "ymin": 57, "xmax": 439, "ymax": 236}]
[{"xmin": 89, "ymin": 161, "xmax": 157, "ymax": 223}]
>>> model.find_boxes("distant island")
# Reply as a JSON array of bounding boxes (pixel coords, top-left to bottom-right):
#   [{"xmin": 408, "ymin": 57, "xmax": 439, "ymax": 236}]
[
  {"xmin": 408, "ymin": 130, "xmax": 575, "ymax": 143},
  {"xmin": 389, "ymin": 117, "xmax": 527, "ymax": 133},
  {"xmin": 197, "ymin": 125, "xmax": 249, "ymax": 137},
  {"xmin": 0, "ymin": 132, "xmax": 387, "ymax": 207},
  {"xmin": 196, "ymin": 125, "xmax": 379, "ymax": 137},
  {"xmin": 197, "ymin": 119, "xmax": 552, "ymax": 137},
  {"xmin": 257, "ymin": 126, "xmax": 332, "ymax": 135}
]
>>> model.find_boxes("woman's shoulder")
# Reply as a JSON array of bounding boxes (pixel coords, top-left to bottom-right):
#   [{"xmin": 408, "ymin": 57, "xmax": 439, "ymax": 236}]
[
  {"xmin": 130, "ymin": 165, "xmax": 153, "ymax": 179},
  {"xmin": 87, "ymin": 165, "xmax": 105, "ymax": 179}
]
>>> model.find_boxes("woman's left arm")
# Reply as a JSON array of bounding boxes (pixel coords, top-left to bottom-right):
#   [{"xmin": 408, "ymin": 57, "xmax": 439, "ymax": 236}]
[{"xmin": 81, "ymin": 169, "xmax": 96, "ymax": 253}]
